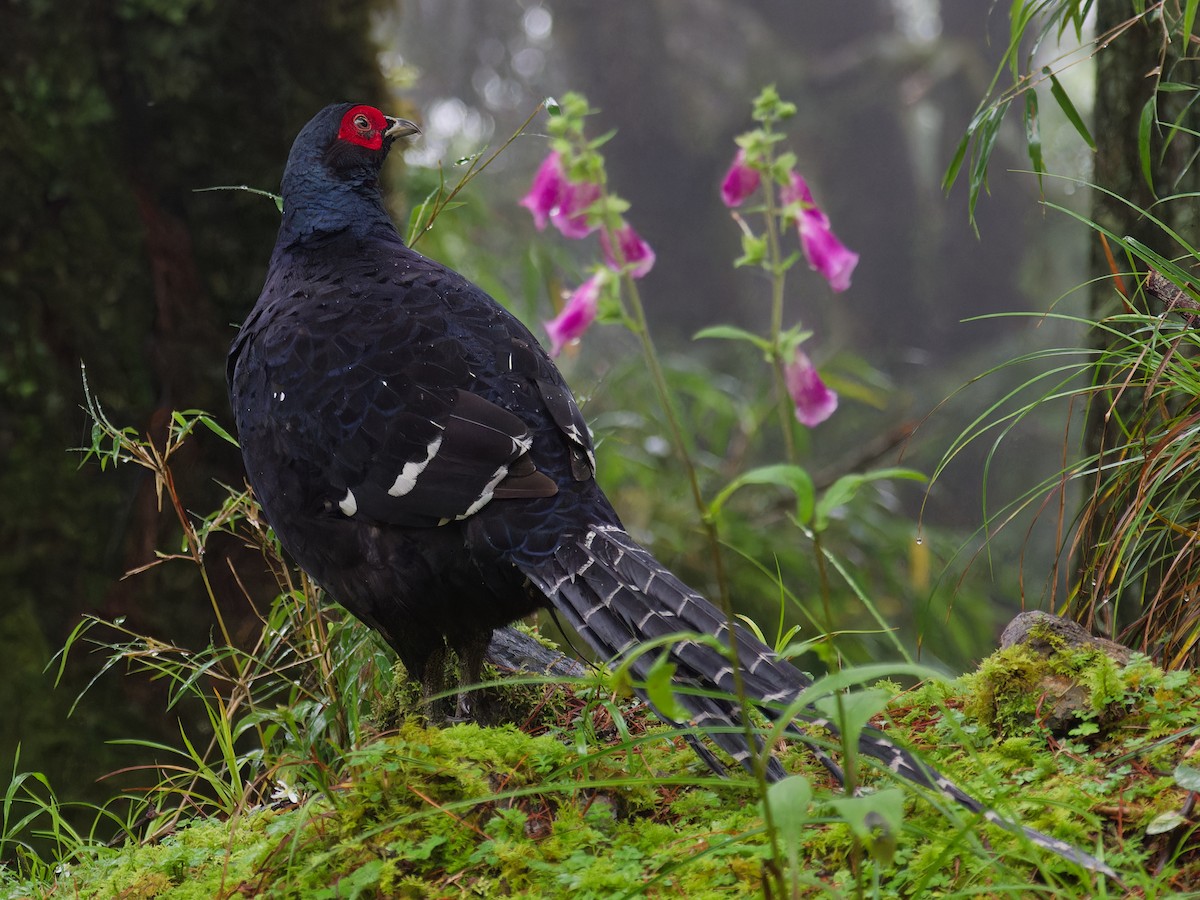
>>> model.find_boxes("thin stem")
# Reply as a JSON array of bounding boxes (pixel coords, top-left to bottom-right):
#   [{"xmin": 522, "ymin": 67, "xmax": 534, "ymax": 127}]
[
  {"xmin": 619, "ymin": 274, "xmax": 729, "ymax": 600},
  {"xmin": 760, "ymin": 147, "xmax": 797, "ymax": 464},
  {"xmin": 151, "ymin": 435, "xmax": 241, "ymax": 673},
  {"xmin": 616, "ymin": 254, "xmax": 783, "ymax": 873},
  {"xmin": 409, "ymin": 100, "xmax": 548, "ymax": 247}
]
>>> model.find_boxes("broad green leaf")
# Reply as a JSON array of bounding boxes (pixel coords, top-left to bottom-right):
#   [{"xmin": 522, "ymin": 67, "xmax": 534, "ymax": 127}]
[
  {"xmin": 692, "ymin": 325, "xmax": 772, "ymax": 353},
  {"xmin": 405, "ymin": 834, "xmax": 448, "ymax": 862},
  {"xmin": 733, "ymin": 232, "xmax": 767, "ymax": 269},
  {"xmin": 813, "ymin": 468, "xmax": 926, "ymax": 533},
  {"xmin": 827, "ymin": 788, "xmax": 905, "ymax": 867},
  {"xmin": 644, "ymin": 652, "xmax": 690, "ymax": 722},
  {"xmin": 772, "ymin": 150, "xmax": 798, "ymax": 178},
  {"xmin": 814, "ymin": 688, "xmax": 892, "ymax": 744},
  {"xmin": 1174, "ymin": 763, "xmax": 1200, "ymax": 792},
  {"xmin": 707, "ymin": 464, "xmax": 815, "ymax": 525},
  {"xmin": 767, "ymin": 775, "xmax": 813, "ymax": 841},
  {"xmin": 1147, "ymin": 810, "xmax": 1186, "ymax": 835}
]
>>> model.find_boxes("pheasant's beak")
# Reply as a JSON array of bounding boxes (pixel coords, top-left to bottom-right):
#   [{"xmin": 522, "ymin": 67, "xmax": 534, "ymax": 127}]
[{"xmin": 384, "ymin": 117, "xmax": 422, "ymax": 140}]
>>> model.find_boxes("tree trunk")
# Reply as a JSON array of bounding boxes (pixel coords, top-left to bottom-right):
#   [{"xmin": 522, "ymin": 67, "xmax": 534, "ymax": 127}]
[
  {"xmin": 0, "ymin": 0, "xmax": 389, "ymax": 838},
  {"xmin": 1076, "ymin": 1, "xmax": 1200, "ymax": 645}
]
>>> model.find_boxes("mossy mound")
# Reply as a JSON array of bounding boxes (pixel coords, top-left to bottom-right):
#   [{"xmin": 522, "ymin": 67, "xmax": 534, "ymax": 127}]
[{"xmin": 8, "ymin": 643, "xmax": 1200, "ymax": 897}]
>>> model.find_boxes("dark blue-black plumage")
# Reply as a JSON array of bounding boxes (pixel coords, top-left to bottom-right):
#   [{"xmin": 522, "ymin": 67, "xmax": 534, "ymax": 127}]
[{"xmin": 227, "ymin": 103, "xmax": 1112, "ymax": 877}]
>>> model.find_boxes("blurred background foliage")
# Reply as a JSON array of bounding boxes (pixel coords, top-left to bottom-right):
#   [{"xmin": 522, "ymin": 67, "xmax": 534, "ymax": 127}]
[{"xmin": 2, "ymin": 0, "xmax": 1191, "ymax": 835}]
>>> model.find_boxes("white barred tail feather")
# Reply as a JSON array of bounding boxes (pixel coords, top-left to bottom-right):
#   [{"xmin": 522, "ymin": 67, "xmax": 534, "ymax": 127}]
[{"xmin": 521, "ymin": 524, "xmax": 1116, "ymax": 878}]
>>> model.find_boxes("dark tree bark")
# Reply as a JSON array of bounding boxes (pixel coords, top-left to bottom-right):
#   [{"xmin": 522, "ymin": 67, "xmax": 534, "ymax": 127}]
[
  {"xmin": 0, "ymin": 0, "xmax": 388, "ymax": 826},
  {"xmin": 1075, "ymin": 1, "xmax": 1200, "ymax": 642},
  {"xmin": 1089, "ymin": 4, "xmax": 1200, "ymax": 293}
]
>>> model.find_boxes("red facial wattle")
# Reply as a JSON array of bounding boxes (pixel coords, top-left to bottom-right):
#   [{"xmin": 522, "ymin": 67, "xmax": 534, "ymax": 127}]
[{"xmin": 337, "ymin": 105, "xmax": 388, "ymax": 150}]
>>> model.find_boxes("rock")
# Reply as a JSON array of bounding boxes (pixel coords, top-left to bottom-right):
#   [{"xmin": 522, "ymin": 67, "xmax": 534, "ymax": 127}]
[
  {"xmin": 967, "ymin": 612, "xmax": 1134, "ymax": 737},
  {"xmin": 1000, "ymin": 611, "xmax": 1132, "ymax": 666}
]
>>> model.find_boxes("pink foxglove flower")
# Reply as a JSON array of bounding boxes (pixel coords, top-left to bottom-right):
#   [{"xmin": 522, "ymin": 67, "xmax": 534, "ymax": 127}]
[
  {"xmin": 778, "ymin": 170, "xmax": 815, "ymax": 209},
  {"xmin": 721, "ymin": 148, "xmax": 760, "ymax": 207},
  {"xmin": 784, "ymin": 349, "xmax": 838, "ymax": 427},
  {"xmin": 550, "ymin": 180, "xmax": 601, "ymax": 239},
  {"xmin": 601, "ymin": 222, "xmax": 656, "ymax": 278},
  {"xmin": 798, "ymin": 213, "xmax": 858, "ymax": 293},
  {"xmin": 545, "ymin": 272, "xmax": 603, "ymax": 356},
  {"xmin": 780, "ymin": 172, "xmax": 859, "ymax": 293},
  {"xmin": 519, "ymin": 151, "xmax": 568, "ymax": 231}
]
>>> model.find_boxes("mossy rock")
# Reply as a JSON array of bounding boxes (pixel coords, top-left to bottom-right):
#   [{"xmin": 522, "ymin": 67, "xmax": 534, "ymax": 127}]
[{"xmin": 964, "ymin": 614, "xmax": 1134, "ymax": 738}]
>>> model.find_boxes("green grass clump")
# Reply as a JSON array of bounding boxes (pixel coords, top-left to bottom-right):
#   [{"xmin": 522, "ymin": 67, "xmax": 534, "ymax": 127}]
[{"xmin": 5, "ymin": 810, "xmax": 283, "ymax": 899}]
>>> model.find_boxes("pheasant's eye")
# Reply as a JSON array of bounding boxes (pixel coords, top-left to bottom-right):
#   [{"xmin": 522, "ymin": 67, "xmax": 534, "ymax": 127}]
[{"xmin": 353, "ymin": 114, "xmax": 371, "ymax": 133}]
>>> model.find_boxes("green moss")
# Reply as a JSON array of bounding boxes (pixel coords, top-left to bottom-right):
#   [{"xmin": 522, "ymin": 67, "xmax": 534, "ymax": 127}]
[
  {"xmin": 961, "ymin": 631, "xmax": 1131, "ymax": 738},
  {"xmin": 264, "ymin": 720, "xmax": 770, "ymax": 898},
  {"xmin": 961, "ymin": 644, "xmax": 1048, "ymax": 733},
  {"xmin": 26, "ymin": 810, "xmax": 287, "ymax": 899},
  {"xmin": 12, "ymin": 648, "xmax": 1200, "ymax": 897}
]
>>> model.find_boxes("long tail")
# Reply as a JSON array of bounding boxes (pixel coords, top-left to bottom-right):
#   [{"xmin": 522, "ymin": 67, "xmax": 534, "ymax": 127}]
[{"xmin": 520, "ymin": 523, "xmax": 1115, "ymax": 878}]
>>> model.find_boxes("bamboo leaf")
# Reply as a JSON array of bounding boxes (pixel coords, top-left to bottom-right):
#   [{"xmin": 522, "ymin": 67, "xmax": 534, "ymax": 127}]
[
  {"xmin": 1007, "ymin": 1, "xmax": 1043, "ymax": 80},
  {"xmin": 967, "ymin": 102, "xmax": 1009, "ymax": 224},
  {"xmin": 1138, "ymin": 96, "xmax": 1156, "ymax": 195},
  {"xmin": 692, "ymin": 325, "xmax": 773, "ymax": 353},
  {"xmin": 1184, "ymin": 0, "xmax": 1198, "ymax": 58},
  {"xmin": 193, "ymin": 184, "xmax": 284, "ymax": 213},
  {"xmin": 1024, "ymin": 91, "xmax": 1045, "ymax": 193},
  {"xmin": 1045, "ymin": 68, "xmax": 1096, "ymax": 150},
  {"xmin": 942, "ymin": 130, "xmax": 971, "ymax": 194}
]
